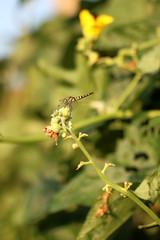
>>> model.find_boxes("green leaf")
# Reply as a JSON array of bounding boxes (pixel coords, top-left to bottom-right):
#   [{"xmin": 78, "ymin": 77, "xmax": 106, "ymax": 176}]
[
  {"xmin": 109, "ymin": 118, "xmax": 159, "ymax": 175},
  {"xmin": 24, "ymin": 178, "xmax": 61, "ymax": 222},
  {"xmin": 24, "ymin": 161, "xmax": 143, "ymax": 223},
  {"xmin": 107, "ymin": 0, "xmax": 149, "ymax": 24},
  {"xmin": 134, "ymin": 167, "xmax": 160, "ymax": 203},
  {"xmin": 97, "ymin": 0, "xmax": 160, "ymax": 49},
  {"xmin": 25, "ymin": 170, "xmax": 103, "ymax": 222},
  {"xmin": 138, "ymin": 45, "xmax": 160, "ymax": 73},
  {"xmin": 149, "ymin": 117, "xmax": 160, "ymax": 129},
  {"xmin": 149, "ymin": 167, "xmax": 160, "ymax": 203},
  {"xmin": 134, "ymin": 178, "xmax": 150, "ymax": 201},
  {"xmin": 48, "ymin": 171, "xmax": 103, "ymax": 213},
  {"xmin": 76, "ymin": 190, "xmax": 137, "ymax": 240}
]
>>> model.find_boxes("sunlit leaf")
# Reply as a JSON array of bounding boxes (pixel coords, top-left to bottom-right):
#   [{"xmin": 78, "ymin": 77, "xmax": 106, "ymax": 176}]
[{"xmin": 138, "ymin": 45, "xmax": 160, "ymax": 73}]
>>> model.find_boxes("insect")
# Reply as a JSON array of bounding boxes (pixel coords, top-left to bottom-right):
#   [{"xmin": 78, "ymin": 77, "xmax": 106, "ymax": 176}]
[{"xmin": 58, "ymin": 92, "xmax": 94, "ymax": 109}]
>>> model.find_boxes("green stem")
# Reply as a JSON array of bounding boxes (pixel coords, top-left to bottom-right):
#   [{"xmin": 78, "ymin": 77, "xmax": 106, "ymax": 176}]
[
  {"xmin": 114, "ymin": 72, "xmax": 142, "ymax": 111},
  {"xmin": 68, "ymin": 129, "xmax": 160, "ymax": 225},
  {"xmin": 138, "ymin": 38, "xmax": 160, "ymax": 51},
  {"xmin": 138, "ymin": 222, "xmax": 159, "ymax": 229},
  {"xmin": 73, "ymin": 110, "xmax": 160, "ymax": 131},
  {"xmin": 0, "ymin": 135, "xmax": 47, "ymax": 144},
  {"xmin": 74, "ymin": 110, "xmax": 133, "ymax": 130},
  {"xmin": 1, "ymin": 110, "xmax": 160, "ymax": 144}
]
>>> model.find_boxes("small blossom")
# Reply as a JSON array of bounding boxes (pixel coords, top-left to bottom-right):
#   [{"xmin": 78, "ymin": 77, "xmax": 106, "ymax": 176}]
[
  {"xmin": 61, "ymin": 132, "xmax": 67, "ymax": 138},
  {"xmin": 102, "ymin": 163, "xmax": 115, "ymax": 174},
  {"xmin": 124, "ymin": 181, "xmax": 133, "ymax": 191},
  {"xmin": 79, "ymin": 9, "xmax": 114, "ymax": 40},
  {"xmin": 72, "ymin": 143, "xmax": 79, "ymax": 150},
  {"xmin": 121, "ymin": 182, "xmax": 133, "ymax": 198},
  {"xmin": 76, "ymin": 161, "xmax": 91, "ymax": 170},
  {"xmin": 63, "ymin": 135, "xmax": 72, "ymax": 140},
  {"xmin": 102, "ymin": 184, "xmax": 112, "ymax": 193},
  {"xmin": 78, "ymin": 132, "xmax": 88, "ymax": 140}
]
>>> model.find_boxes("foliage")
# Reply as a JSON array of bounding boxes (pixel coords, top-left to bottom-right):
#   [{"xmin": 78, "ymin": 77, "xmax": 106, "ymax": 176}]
[{"xmin": 0, "ymin": 0, "xmax": 160, "ymax": 239}]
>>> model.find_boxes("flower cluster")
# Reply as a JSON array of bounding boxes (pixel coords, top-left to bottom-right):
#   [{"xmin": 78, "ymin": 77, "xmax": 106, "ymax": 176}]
[
  {"xmin": 43, "ymin": 104, "xmax": 88, "ymax": 148},
  {"xmin": 43, "ymin": 105, "xmax": 72, "ymax": 146}
]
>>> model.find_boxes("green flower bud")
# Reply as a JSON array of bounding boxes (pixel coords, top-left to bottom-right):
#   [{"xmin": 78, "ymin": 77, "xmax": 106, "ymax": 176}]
[
  {"xmin": 50, "ymin": 123, "xmax": 62, "ymax": 133},
  {"xmin": 62, "ymin": 132, "xmax": 67, "ymax": 138},
  {"xmin": 59, "ymin": 106, "xmax": 71, "ymax": 118},
  {"xmin": 72, "ymin": 143, "xmax": 79, "ymax": 150},
  {"xmin": 51, "ymin": 116, "xmax": 60, "ymax": 124}
]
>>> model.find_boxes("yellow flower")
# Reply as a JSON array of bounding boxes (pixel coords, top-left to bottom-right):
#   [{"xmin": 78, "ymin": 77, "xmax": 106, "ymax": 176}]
[{"xmin": 79, "ymin": 9, "xmax": 114, "ymax": 40}]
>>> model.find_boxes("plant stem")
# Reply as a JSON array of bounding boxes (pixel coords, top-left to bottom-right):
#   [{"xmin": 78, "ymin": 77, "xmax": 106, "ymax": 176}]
[
  {"xmin": 0, "ymin": 135, "xmax": 47, "ymax": 144},
  {"xmin": 74, "ymin": 110, "xmax": 160, "ymax": 130},
  {"xmin": 138, "ymin": 38, "xmax": 160, "ymax": 51},
  {"xmin": 69, "ymin": 129, "xmax": 160, "ymax": 225},
  {"xmin": 1, "ymin": 110, "xmax": 160, "ymax": 144},
  {"xmin": 138, "ymin": 222, "xmax": 159, "ymax": 229},
  {"xmin": 114, "ymin": 72, "xmax": 142, "ymax": 111}
]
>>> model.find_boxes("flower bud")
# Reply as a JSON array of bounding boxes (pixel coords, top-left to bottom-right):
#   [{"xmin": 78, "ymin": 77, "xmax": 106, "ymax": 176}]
[
  {"xmin": 50, "ymin": 123, "xmax": 62, "ymax": 133},
  {"xmin": 59, "ymin": 106, "xmax": 71, "ymax": 118},
  {"xmin": 72, "ymin": 143, "xmax": 79, "ymax": 150},
  {"xmin": 51, "ymin": 116, "xmax": 60, "ymax": 124},
  {"xmin": 62, "ymin": 132, "xmax": 67, "ymax": 138}
]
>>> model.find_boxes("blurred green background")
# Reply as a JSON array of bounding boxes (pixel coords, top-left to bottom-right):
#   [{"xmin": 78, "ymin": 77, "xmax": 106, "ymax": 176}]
[{"xmin": 0, "ymin": 0, "xmax": 160, "ymax": 239}]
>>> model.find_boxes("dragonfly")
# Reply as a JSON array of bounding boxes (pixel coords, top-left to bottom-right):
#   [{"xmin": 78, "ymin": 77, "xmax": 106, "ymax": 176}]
[{"xmin": 58, "ymin": 92, "xmax": 94, "ymax": 110}]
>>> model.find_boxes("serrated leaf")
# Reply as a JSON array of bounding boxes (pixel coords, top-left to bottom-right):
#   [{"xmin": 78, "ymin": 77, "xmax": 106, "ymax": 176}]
[
  {"xmin": 138, "ymin": 45, "xmax": 160, "ymax": 73},
  {"xmin": 76, "ymin": 191, "xmax": 137, "ymax": 240},
  {"xmin": 134, "ymin": 179, "xmax": 150, "ymax": 201},
  {"xmin": 134, "ymin": 167, "xmax": 160, "ymax": 203}
]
